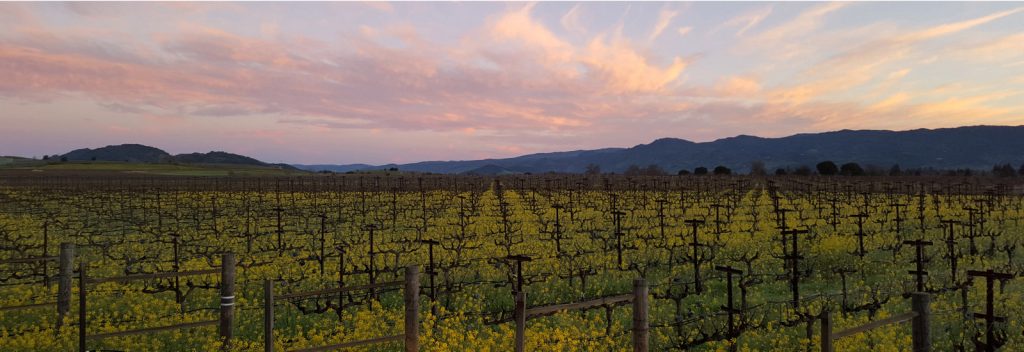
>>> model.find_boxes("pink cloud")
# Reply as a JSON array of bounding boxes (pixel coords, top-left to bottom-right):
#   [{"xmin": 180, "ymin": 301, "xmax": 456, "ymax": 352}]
[{"xmin": 1, "ymin": 3, "xmax": 1023, "ymax": 164}]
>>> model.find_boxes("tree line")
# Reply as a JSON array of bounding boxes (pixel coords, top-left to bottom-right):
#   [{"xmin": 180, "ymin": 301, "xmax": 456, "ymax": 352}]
[{"xmin": 587, "ymin": 161, "xmax": 1024, "ymax": 177}]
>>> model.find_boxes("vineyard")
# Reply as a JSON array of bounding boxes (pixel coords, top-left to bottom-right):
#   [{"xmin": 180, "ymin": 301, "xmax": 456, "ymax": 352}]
[{"xmin": 0, "ymin": 174, "xmax": 1022, "ymax": 351}]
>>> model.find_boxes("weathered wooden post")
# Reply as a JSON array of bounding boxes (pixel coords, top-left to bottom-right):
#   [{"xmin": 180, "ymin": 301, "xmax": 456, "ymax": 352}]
[
  {"xmin": 911, "ymin": 292, "xmax": 931, "ymax": 352},
  {"xmin": 42, "ymin": 222, "xmax": 50, "ymax": 287},
  {"xmin": 220, "ymin": 252, "xmax": 235, "ymax": 345},
  {"xmin": 78, "ymin": 263, "xmax": 87, "ymax": 352},
  {"xmin": 404, "ymin": 265, "xmax": 420, "ymax": 352},
  {"xmin": 56, "ymin": 243, "xmax": 74, "ymax": 332},
  {"xmin": 820, "ymin": 310, "xmax": 833, "ymax": 352},
  {"xmin": 633, "ymin": 278, "xmax": 648, "ymax": 352},
  {"xmin": 264, "ymin": 280, "xmax": 274, "ymax": 352},
  {"xmin": 514, "ymin": 291, "xmax": 526, "ymax": 352}
]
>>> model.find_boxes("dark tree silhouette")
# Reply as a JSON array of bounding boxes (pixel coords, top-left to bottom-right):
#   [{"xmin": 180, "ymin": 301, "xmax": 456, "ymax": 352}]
[
  {"xmin": 793, "ymin": 165, "xmax": 813, "ymax": 176},
  {"xmin": 694, "ymin": 166, "xmax": 708, "ymax": 175},
  {"xmin": 775, "ymin": 168, "xmax": 787, "ymax": 176},
  {"xmin": 585, "ymin": 163, "xmax": 602, "ymax": 175},
  {"xmin": 749, "ymin": 160, "xmax": 767, "ymax": 176},
  {"xmin": 889, "ymin": 164, "xmax": 902, "ymax": 176},
  {"xmin": 992, "ymin": 164, "xmax": 1016, "ymax": 177},
  {"xmin": 643, "ymin": 164, "xmax": 667, "ymax": 176},
  {"xmin": 816, "ymin": 161, "xmax": 838, "ymax": 175},
  {"xmin": 713, "ymin": 165, "xmax": 732, "ymax": 175},
  {"xmin": 624, "ymin": 164, "xmax": 642, "ymax": 176},
  {"xmin": 840, "ymin": 162, "xmax": 865, "ymax": 176}
]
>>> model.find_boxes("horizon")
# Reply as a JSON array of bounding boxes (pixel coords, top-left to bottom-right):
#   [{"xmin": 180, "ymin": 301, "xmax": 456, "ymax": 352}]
[
  {"xmin": 3, "ymin": 2, "xmax": 1024, "ymax": 164},
  {"xmin": 14, "ymin": 123, "xmax": 1020, "ymax": 166}
]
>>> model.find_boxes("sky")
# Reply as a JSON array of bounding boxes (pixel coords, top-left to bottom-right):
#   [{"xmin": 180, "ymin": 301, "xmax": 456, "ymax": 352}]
[{"xmin": 1, "ymin": 2, "xmax": 1023, "ymax": 164}]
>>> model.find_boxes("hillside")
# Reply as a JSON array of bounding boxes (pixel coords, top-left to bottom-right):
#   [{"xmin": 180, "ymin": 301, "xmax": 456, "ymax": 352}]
[
  {"xmin": 296, "ymin": 125, "xmax": 1024, "ymax": 174},
  {"xmin": 63, "ymin": 144, "xmax": 171, "ymax": 163}
]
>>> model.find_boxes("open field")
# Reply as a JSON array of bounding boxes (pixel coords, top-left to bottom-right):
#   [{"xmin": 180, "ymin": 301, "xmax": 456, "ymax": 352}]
[{"xmin": 0, "ymin": 175, "xmax": 1021, "ymax": 351}]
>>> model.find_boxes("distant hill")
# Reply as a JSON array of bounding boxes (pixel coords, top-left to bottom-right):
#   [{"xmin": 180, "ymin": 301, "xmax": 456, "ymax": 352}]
[
  {"xmin": 172, "ymin": 151, "xmax": 263, "ymax": 165},
  {"xmin": 63, "ymin": 144, "xmax": 171, "ymax": 163},
  {"xmin": 462, "ymin": 164, "xmax": 518, "ymax": 175},
  {"xmin": 56, "ymin": 144, "xmax": 299, "ymax": 170},
  {"xmin": 294, "ymin": 164, "xmax": 386, "ymax": 173},
  {"xmin": 297, "ymin": 125, "xmax": 1024, "ymax": 174}
]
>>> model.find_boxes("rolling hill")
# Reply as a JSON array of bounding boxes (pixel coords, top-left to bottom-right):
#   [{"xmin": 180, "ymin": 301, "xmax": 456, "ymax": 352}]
[{"xmin": 296, "ymin": 125, "xmax": 1024, "ymax": 174}]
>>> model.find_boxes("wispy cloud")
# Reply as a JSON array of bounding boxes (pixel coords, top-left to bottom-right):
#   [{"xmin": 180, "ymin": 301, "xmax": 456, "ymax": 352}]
[
  {"xmin": 560, "ymin": 4, "xmax": 584, "ymax": 34},
  {"xmin": 648, "ymin": 7, "xmax": 678, "ymax": 42},
  {"xmin": 1, "ymin": 2, "xmax": 1022, "ymax": 163},
  {"xmin": 715, "ymin": 5, "xmax": 773, "ymax": 37}
]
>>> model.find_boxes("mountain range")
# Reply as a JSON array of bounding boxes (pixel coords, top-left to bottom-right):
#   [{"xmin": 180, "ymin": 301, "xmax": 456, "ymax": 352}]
[
  {"xmin": 29, "ymin": 125, "xmax": 1024, "ymax": 175},
  {"xmin": 295, "ymin": 125, "xmax": 1024, "ymax": 174}
]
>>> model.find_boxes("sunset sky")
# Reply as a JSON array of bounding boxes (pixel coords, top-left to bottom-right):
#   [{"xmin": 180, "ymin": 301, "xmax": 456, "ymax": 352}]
[{"xmin": 2, "ymin": 2, "xmax": 1023, "ymax": 164}]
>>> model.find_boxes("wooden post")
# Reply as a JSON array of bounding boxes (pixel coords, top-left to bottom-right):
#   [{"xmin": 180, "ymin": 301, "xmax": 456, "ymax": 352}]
[
  {"xmin": 42, "ymin": 222, "xmax": 50, "ymax": 287},
  {"xmin": 220, "ymin": 252, "xmax": 235, "ymax": 345},
  {"xmin": 514, "ymin": 291, "xmax": 526, "ymax": 352},
  {"xmin": 56, "ymin": 243, "xmax": 74, "ymax": 332},
  {"xmin": 264, "ymin": 280, "xmax": 274, "ymax": 352},
  {"xmin": 820, "ymin": 310, "xmax": 833, "ymax": 352},
  {"xmin": 911, "ymin": 292, "xmax": 931, "ymax": 352},
  {"xmin": 632, "ymin": 278, "xmax": 648, "ymax": 352},
  {"xmin": 78, "ymin": 263, "xmax": 87, "ymax": 352},
  {"xmin": 404, "ymin": 265, "xmax": 420, "ymax": 352}
]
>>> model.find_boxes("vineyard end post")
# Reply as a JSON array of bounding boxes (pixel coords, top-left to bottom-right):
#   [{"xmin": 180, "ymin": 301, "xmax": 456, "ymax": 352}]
[
  {"xmin": 56, "ymin": 242, "xmax": 75, "ymax": 332},
  {"xmin": 633, "ymin": 278, "xmax": 649, "ymax": 352},
  {"xmin": 911, "ymin": 292, "xmax": 931, "ymax": 352},
  {"xmin": 820, "ymin": 310, "xmax": 833, "ymax": 352},
  {"xmin": 264, "ymin": 280, "xmax": 274, "ymax": 352},
  {"xmin": 220, "ymin": 252, "xmax": 235, "ymax": 346},
  {"xmin": 78, "ymin": 262, "xmax": 87, "ymax": 352},
  {"xmin": 404, "ymin": 265, "xmax": 420, "ymax": 352},
  {"xmin": 514, "ymin": 291, "xmax": 526, "ymax": 352}
]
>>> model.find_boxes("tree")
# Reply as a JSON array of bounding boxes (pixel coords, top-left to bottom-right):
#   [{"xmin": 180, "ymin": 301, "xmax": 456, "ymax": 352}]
[
  {"xmin": 992, "ymin": 163, "xmax": 1016, "ymax": 177},
  {"xmin": 694, "ymin": 166, "xmax": 708, "ymax": 175},
  {"xmin": 584, "ymin": 163, "xmax": 602, "ymax": 175},
  {"xmin": 677, "ymin": 169, "xmax": 691, "ymax": 175},
  {"xmin": 839, "ymin": 162, "xmax": 865, "ymax": 176},
  {"xmin": 793, "ymin": 165, "xmax": 813, "ymax": 176},
  {"xmin": 889, "ymin": 164, "xmax": 902, "ymax": 176},
  {"xmin": 42, "ymin": 155, "xmax": 49, "ymax": 160},
  {"xmin": 1018, "ymin": 163, "xmax": 1024, "ymax": 176},
  {"xmin": 713, "ymin": 165, "xmax": 732, "ymax": 175},
  {"xmin": 624, "ymin": 164, "xmax": 642, "ymax": 176},
  {"xmin": 775, "ymin": 168, "xmax": 788, "ymax": 176},
  {"xmin": 749, "ymin": 160, "xmax": 767, "ymax": 176},
  {"xmin": 816, "ymin": 161, "xmax": 838, "ymax": 175},
  {"xmin": 642, "ymin": 164, "xmax": 667, "ymax": 176}
]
